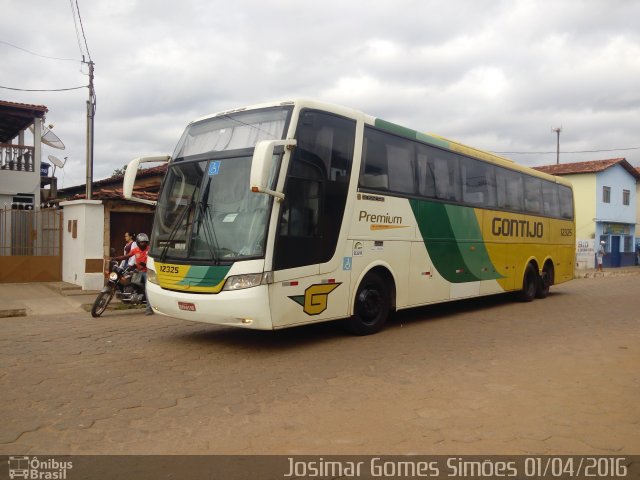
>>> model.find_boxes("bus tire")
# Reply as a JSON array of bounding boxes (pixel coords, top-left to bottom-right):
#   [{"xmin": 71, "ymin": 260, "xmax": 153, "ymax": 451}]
[
  {"xmin": 519, "ymin": 264, "xmax": 538, "ymax": 302},
  {"xmin": 345, "ymin": 272, "xmax": 391, "ymax": 335},
  {"xmin": 535, "ymin": 263, "xmax": 553, "ymax": 299}
]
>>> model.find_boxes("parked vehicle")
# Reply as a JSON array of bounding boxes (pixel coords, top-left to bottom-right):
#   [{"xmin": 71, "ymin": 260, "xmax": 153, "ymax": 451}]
[{"xmin": 91, "ymin": 258, "xmax": 146, "ymax": 317}]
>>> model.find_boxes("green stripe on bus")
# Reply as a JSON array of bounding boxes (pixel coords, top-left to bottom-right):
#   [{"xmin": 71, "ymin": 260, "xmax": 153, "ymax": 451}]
[
  {"xmin": 374, "ymin": 119, "xmax": 450, "ymax": 149},
  {"xmin": 176, "ymin": 265, "xmax": 231, "ymax": 287},
  {"xmin": 409, "ymin": 199, "xmax": 502, "ymax": 283}
]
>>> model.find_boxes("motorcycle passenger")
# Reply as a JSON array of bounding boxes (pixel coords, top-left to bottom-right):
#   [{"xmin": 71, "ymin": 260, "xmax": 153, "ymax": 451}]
[
  {"xmin": 120, "ymin": 232, "xmax": 137, "ymax": 269},
  {"xmin": 113, "ymin": 233, "xmax": 154, "ymax": 315}
]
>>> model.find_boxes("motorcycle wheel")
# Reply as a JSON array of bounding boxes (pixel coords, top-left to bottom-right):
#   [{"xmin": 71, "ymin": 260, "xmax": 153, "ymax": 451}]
[{"xmin": 91, "ymin": 289, "xmax": 115, "ymax": 317}]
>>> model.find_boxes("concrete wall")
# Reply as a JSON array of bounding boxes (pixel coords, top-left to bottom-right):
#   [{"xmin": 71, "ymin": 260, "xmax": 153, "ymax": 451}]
[
  {"xmin": 564, "ymin": 173, "xmax": 596, "ymax": 240},
  {"xmin": 636, "ymin": 181, "xmax": 640, "ymax": 240},
  {"xmin": 60, "ymin": 199, "xmax": 105, "ymax": 290},
  {"xmin": 576, "ymin": 239, "xmax": 595, "ymax": 269}
]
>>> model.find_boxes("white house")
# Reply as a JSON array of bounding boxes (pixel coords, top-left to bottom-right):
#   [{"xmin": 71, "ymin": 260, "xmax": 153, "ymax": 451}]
[
  {"xmin": 0, "ymin": 100, "xmax": 47, "ymax": 209},
  {"xmin": 0, "ymin": 100, "xmax": 65, "ymax": 283}
]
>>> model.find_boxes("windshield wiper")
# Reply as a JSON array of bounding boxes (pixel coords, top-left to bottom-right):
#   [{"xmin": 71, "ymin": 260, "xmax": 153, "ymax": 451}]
[
  {"xmin": 195, "ymin": 198, "xmax": 218, "ymax": 262},
  {"xmin": 159, "ymin": 189, "xmax": 198, "ymax": 263},
  {"xmin": 197, "ymin": 177, "xmax": 220, "ymax": 261},
  {"xmin": 195, "ymin": 176, "xmax": 239, "ymax": 263}
]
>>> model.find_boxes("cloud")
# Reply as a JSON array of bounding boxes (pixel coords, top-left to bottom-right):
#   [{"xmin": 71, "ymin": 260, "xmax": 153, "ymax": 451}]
[{"xmin": 2, "ymin": 0, "xmax": 639, "ymax": 189}]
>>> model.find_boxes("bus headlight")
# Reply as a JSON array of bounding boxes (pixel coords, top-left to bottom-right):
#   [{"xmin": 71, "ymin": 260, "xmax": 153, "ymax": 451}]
[
  {"xmin": 223, "ymin": 272, "xmax": 272, "ymax": 291},
  {"xmin": 147, "ymin": 269, "xmax": 159, "ymax": 285}
]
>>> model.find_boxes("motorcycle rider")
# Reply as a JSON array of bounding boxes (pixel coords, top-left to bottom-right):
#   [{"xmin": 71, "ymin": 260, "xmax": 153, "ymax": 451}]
[{"xmin": 112, "ymin": 233, "xmax": 154, "ymax": 315}]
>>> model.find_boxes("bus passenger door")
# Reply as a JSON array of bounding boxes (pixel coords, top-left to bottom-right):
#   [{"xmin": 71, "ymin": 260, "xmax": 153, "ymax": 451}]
[{"xmin": 270, "ymin": 110, "xmax": 356, "ymax": 327}]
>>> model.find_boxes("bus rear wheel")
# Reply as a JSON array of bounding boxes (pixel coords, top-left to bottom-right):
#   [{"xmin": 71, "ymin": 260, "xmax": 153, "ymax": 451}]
[
  {"xmin": 519, "ymin": 264, "xmax": 538, "ymax": 302},
  {"xmin": 536, "ymin": 263, "xmax": 554, "ymax": 299},
  {"xmin": 345, "ymin": 272, "xmax": 391, "ymax": 335}
]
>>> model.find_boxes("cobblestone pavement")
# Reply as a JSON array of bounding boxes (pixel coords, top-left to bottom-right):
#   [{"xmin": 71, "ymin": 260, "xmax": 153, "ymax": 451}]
[{"xmin": 1, "ymin": 275, "xmax": 638, "ymax": 455}]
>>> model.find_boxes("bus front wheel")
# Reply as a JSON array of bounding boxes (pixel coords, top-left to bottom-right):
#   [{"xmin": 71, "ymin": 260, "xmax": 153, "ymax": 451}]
[{"xmin": 345, "ymin": 272, "xmax": 391, "ymax": 335}]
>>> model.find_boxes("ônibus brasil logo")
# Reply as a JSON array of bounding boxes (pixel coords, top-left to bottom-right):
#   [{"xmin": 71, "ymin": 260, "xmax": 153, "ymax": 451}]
[{"xmin": 8, "ymin": 456, "xmax": 73, "ymax": 479}]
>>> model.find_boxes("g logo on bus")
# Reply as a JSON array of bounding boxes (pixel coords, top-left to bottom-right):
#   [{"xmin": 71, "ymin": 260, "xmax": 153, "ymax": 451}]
[{"xmin": 289, "ymin": 283, "xmax": 342, "ymax": 316}]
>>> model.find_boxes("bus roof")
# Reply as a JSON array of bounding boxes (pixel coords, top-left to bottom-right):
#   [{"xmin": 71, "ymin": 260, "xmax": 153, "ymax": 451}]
[{"xmin": 191, "ymin": 99, "xmax": 572, "ymax": 188}]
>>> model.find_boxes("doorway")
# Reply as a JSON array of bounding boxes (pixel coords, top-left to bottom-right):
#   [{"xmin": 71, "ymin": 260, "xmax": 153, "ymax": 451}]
[
  {"xmin": 110, "ymin": 212, "xmax": 153, "ymax": 256},
  {"xmin": 610, "ymin": 236, "xmax": 621, "ymax": 268}
]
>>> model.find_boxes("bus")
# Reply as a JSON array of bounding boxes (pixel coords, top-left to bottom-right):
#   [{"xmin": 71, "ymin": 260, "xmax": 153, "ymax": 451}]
[{"xmin": 123, "ymin": 99, "xmax": 575, "ymax": 335}]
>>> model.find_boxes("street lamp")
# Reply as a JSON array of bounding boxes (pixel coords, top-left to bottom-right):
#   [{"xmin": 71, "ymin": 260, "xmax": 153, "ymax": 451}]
[{"xmin": 552, "ymin": 126, "xmax": 562, "ymax": 165}]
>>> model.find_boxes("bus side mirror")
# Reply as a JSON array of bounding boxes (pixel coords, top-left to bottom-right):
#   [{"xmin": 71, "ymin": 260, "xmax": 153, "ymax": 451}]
[
  {"xmin": 250, "ymin": 139, "xmax": 296, "ymax": 200},
  {"xmin": 123, "ymin": 155, "xmax": 171, "ymax": 206}
]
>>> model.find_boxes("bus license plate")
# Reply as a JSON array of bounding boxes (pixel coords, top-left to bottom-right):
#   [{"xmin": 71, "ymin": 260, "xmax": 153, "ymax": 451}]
[{"xmin": 178, "ymin": 302, "xmax": 196, "ymax": 312}]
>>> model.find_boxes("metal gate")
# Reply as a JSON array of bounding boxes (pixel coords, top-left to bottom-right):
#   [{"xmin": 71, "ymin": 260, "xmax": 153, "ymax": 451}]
[{"xmin": 0, "ymin": 206, "xmax": 63, "ymax": 282}]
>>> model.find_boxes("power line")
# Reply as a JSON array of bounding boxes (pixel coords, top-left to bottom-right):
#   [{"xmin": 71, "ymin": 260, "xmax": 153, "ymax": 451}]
[
  {"xmin": 0, "ymin": 40, "xmax": 79, "ymax": 62},
  {"xmin": 0, "ymin": 85, "xmax": 87, "ymax": 92},
  {"xmin": 75, "ymin": 0, "xmax": 92, "ymax": 61},
  {"xmin": 493, "ymin": 146, "xmax": 640, "ymax": 155},
  {"xmin": 69, "ymin": 0, "xmax": 86, "ymax": 59}
]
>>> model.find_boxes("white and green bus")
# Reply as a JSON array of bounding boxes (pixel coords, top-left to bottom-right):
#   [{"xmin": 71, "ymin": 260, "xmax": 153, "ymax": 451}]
[{"xmin": 124, "ymin": 99, "xmax": 575, "ymax": 335}]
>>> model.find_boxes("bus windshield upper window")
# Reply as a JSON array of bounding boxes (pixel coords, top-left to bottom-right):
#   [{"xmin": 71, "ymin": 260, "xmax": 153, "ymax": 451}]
[{"xmin": 172, "ymin": 107, "xmax": 292, "ymax": 158}]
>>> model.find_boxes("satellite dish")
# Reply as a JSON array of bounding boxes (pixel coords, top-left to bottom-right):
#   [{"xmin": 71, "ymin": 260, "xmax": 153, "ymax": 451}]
[
  {"xmin": 48, "ymin": 155, "xmax": 67, "ymax": 176},
  {"xmin": 29, "ymin": 124, "xmax": 66, "ymax": 150},
  {"xmin": 42, "ymin": 129, "xmax": 65, "ymax": 150}
]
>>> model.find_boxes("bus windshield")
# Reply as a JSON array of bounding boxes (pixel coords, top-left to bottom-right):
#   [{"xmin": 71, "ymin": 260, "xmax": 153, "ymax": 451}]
[{"xmin": 150, "ymin": 106, "xmax": 292, "ymax": 263}]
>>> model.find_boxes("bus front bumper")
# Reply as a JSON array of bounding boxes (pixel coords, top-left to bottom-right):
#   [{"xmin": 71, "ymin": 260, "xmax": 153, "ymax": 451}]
[{"xmin": 146, "ymin": 281, "xmax": 273, "ymax": 330}]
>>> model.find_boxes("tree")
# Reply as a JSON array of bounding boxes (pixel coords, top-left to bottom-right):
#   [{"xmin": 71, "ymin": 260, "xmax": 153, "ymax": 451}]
[{"xmin": 112, "ymin": 165, "xmax": 127, "ymax": 177}]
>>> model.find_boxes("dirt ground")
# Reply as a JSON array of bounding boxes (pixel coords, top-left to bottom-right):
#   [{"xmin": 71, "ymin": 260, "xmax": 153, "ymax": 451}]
[{"xmin": 1, "ymin": 274, "xmax": 638, "ymax": 455}]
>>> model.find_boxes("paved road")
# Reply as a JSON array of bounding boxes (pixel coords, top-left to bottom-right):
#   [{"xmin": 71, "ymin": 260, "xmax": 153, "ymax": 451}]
[{"xmin": 1, "ymin": 275, "xmax": 638, "ymax": 455}]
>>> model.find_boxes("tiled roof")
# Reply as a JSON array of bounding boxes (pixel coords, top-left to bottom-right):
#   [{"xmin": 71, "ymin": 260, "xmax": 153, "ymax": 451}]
[
  {"xmin": 0, "ymin": 99, "xmax": 48, "ymax": 112},
  {"xmin": 0, "ymin": 99, "xmax": 49, "ymax": 143},
  {"xmin": 105, "ymin": 163, "xmax": 168, "ymax": 184},
  {"xmin": 59, "ymin": 163, "xmax": 167, "ymax": 194},
  {"xmin": 69, "ymin": 186, "xmax": 158, "ymax": 202},
  {"xmin": 533, "ymin": 158, "xmax": 640, "ymax": 179}
]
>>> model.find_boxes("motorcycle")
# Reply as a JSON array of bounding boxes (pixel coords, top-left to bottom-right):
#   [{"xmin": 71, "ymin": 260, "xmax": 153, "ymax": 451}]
[{"xmin": 91, "ymin": 258, "xmax": 147, "ymax": 317}]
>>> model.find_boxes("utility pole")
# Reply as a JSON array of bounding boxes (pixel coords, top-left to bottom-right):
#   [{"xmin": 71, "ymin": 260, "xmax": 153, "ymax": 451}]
[
  {"xmin": 552, "ymin": 126, "xmax": 562, "ymax": 165},
  {"xmin": 85, "ymin": 59, "xmax": 95, "ymax": 199}
]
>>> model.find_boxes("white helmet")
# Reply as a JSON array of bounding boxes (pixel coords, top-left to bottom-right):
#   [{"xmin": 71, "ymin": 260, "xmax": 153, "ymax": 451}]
[{"xmin": 136, "ymin": 233, "xmax": 149, "ymax": 243}]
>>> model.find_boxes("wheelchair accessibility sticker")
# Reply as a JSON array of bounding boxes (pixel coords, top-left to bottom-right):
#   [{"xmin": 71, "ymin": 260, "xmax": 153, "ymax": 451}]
[
  {"xmin": 288, "ymin": 283, "xmax": 342, "ymax": 316},
  {"xmin": 208, "ymin": 161, "xmax": 221, "ymax": 176}
]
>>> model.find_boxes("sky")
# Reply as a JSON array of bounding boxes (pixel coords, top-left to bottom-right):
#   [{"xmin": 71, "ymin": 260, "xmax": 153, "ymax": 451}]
[{"xmin": 2, "ymin": 0, "xmax": 640, "ymax": 189}]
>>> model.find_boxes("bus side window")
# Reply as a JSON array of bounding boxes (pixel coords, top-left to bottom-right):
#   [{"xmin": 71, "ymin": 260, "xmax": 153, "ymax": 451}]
[
  {"xmin": 461, "ymin": 157, "xmax": 496, "ymax": 207},
  {"xmin": 274, "ymin": 110, "xmax": 355, "ymax": 270},
  {"xmin": 496, "ymin": 167, "xmax": 523, "ymax": 211},
  {"xmin": 416, "ymin": 144, "xmax": 436, "ymax": 198},
  {"xmin": 558, "ymin": 185, "xmax": 574, "ymax": 219},
  {"xmin": 361, "ymin": 131, "xmax": 389, "ymax": 190},
  {"xmin": 433, "ymin": 157, "xmax": 450, "ymax": 199},
  {"xmin": 524, "ymin": 176, "xmax": 542, "ymax": 214},
  {"xmin": 432, "ymin": 152, "xmax": 460, "ymax": 202},
  {"xmin": 279, "ymin": 170, "xmax": 321, "ymax": 237},
  {"xmin": 387, "ymin": 141, "xmax": 415, "ymax": 194},
  {"xmin": 542, "ymin": 181, "xmax": 560, "ymax": 218}
]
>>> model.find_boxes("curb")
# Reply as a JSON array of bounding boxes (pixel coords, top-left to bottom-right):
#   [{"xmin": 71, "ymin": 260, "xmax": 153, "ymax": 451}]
[
  {"xmin": 574, "ymin": 269, "xmax": 640, "ymax": 279},
  {"xmin": 0, "ymin": 307, "xmax": 27, "ymax": 318},
  {"xmin": 80, "ymin": 302, "xmax": 146, "ymax": 313}
]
